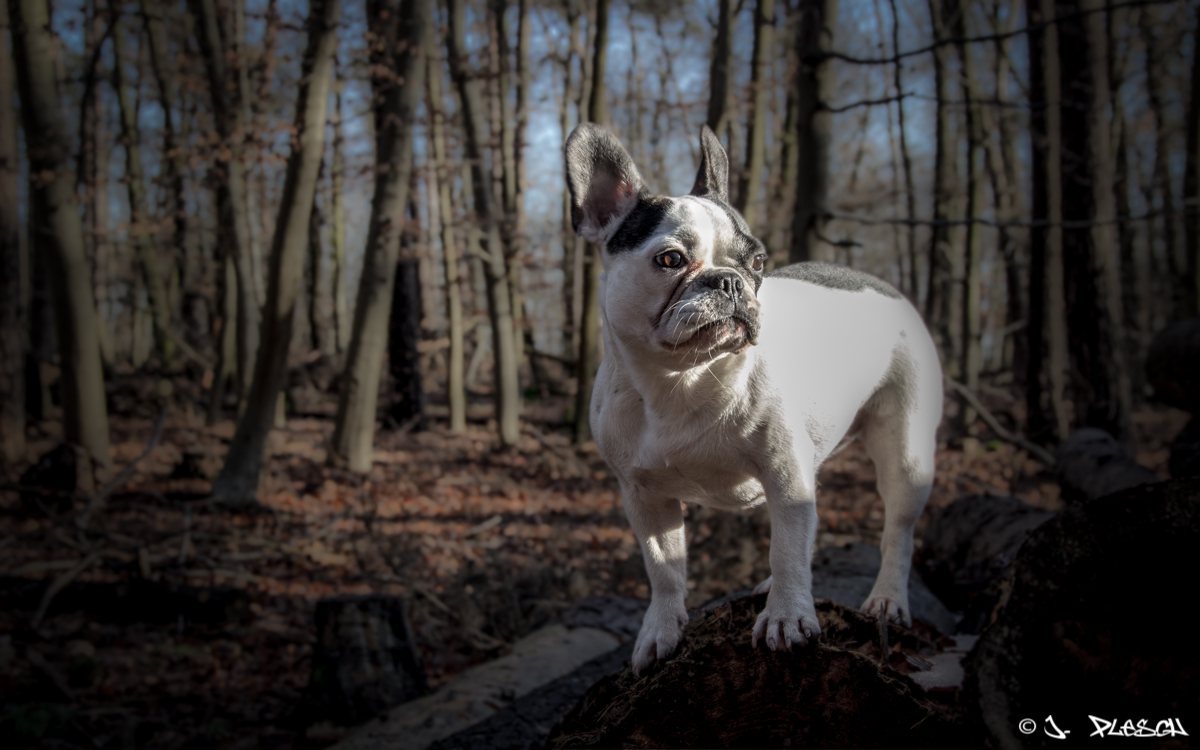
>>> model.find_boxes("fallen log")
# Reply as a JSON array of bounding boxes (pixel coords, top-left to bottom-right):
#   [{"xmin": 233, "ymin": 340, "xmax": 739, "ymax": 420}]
[
  {"xmin": 964, "ymin": 478, "xmax": 1200, "ymax": 749},
  {"xmin": 1056, "ymin": 428, "xmax": 1157, "ymax": 506},
  {"xmin": 919, "ymin": 494, "xmax": 1055, "ymax": 630},
  {"xmin": 547, "ymin": 596, "xmax": 970, "ymax": 749}
]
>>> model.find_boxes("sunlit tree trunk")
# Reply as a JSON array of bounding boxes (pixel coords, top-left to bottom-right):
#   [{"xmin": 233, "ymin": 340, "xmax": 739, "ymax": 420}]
[
  {"xmin": 213, "ymin": 0, "xmax": 340, "ymax": 501},
  {"xmin": 427, "ymin": 23, "xmax": 465, "ymax": 433},
  {"xmin": 574, "ymin": 0, "xmax": 610, "ymax": 445},
  {"xmin": 736, "ymin": 0, "xmax": 773, "ymax": 230},
  {"xmin": 448, "ymin": 0, "xmax": 521, "ymax": 447},
  {"xmin": 111, "ymin": 8, "xmax": 175, "ymax": 367},
  {"xmin": 8, "ymin": 0, "xmax": 111, "ymax": 472},
  {"xmin": 330, "ymin": 0, "xmax": 427, "ymax": 471},
  {"xmin": 0, "ymin": 2, "xmax": 24, "ymax": 464},
  {"xmin": 189, "ymin": 0, "xmax": 260, "ymax": 411},
  {"xmin": 790, "ymin": 0, "xmax": 838, "ymax": 264}
]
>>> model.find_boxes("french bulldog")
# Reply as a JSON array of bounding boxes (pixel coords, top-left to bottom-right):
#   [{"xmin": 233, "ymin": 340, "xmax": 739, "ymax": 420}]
[{"xmin": 565, "ymin": 123, "xmax": 943, "ymax": 675}]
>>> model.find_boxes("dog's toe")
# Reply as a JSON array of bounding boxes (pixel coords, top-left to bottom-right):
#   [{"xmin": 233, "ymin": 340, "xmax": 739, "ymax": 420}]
[
  {"xmin": 752, "ymin": 575, "xmax": 773, "ymax": 595},
  {"xmin": 861, "ymin": 595, "xmax": 911, "ymax": 627},
  {"xmin": 752, "ymin": 594, "xmax": 821, "ymax": 651}
]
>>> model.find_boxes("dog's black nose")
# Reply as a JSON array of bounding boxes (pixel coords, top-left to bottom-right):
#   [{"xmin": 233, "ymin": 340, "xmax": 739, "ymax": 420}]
[{"xmin": 705, "ymin": 270, "xmax": 744, "ymax": 300}]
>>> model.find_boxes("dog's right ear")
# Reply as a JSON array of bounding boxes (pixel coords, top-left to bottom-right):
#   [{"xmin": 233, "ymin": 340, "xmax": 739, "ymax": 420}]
[{"xmin": 565, "ymin": 124, "xmax": 645, "ymax": 244}]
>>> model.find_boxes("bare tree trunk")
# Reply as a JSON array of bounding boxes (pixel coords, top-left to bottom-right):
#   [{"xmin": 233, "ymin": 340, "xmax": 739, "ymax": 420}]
[
  {"xmin": 574, "ymin": 0, "xmax": 610, "ymax": 445},
  {"xmin": 1027, "ymin": 0, "xmax": 1070, "ymax": 442},
  {"xmin": 427, "ymin": 23, "xmax": 465, "ymax": 433},
  {"xmin": 307, "ymin": 163, "xmax": 324, "ymax": 354},
  {"xmin": 790, "ymin": 0, "xmax": 839, "ymax": 264},
  {"xmin": 207, "ymin": 256, "xmax": 238, "ymax": 424},
  {"xmin": 329, "ymin": 0, "xmax": 428, "ymax": 471},
  {"xmin": 706, "ymin": 0, "xmax": 735, "ymax": 136},
  {"xmin": 925, "ymin": 0, "xmax": 960, "ymax": 371},
  {"xmin": 736, "ymin": 0, "xmax": 774, "ymax": 230},
  {"xmin": 0, "ymin": 1, "xmax": 24, "ymax": 464},
  {"xmin": 111, "ymin": 7, "xmax": 175, "ymax": 367},
  {"xmin": 1080, "ymin": 0, "xmax": 1133, "ymax": 446},
  {"xmin": 8, "ymin": 0, "xmax": 111, "ymax": 472},
  {"xmin": 189, "ymin": 0, "xmax": 261, "ymax": 411},
  {"xmin": 447, "ymin": 0, "xmax": 521, "ymax": 447},
  {"xmin": 887, "ymin": 0, "xmax": 917, "ymax": 301},
  {"xmin": 561, "ymin": 0, "xmax": 583, "ymax": 362},
  {"xmin": 331, "ymin": 72, "xmax": 349, "ymax": 353},
  {"xmin": 140, "ymin": 0, "xmax": 188, "ymax": 333},
  {"xmin": 955, "ymin": 0, "xmax": 983, "ymax": 428},
  {"xmin": 212, "ymin": 0, "xmax": 340, "ymax": 501},
  {"xmin": 1186, "ymin": 3, "xmax": 1200, "ymax": 317}
]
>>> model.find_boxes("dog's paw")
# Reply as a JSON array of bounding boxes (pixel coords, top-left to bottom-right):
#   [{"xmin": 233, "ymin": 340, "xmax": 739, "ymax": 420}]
[
  {"xmin": 752, "ymin": 590, "xmax": 821, "ymax": 651},
  {"xmin": 632, "ymin": 601, "xmax": 688, "ymax": 676},
  {"xmin": 752, "ymin": 575, "xmax": 772, "ymax": 595},
  {"xmin": 861, "ymin": 594, "xmax": 912, "ymax": 627}
]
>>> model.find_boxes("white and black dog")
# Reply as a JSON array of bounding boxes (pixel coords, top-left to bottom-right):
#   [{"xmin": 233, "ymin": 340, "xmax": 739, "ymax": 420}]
[{"xmin": 565, "ymin": 123, "xmax": 944, "ymax": 675}]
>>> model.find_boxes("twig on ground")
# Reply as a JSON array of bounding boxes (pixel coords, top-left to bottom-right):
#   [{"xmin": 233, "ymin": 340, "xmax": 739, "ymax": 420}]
[
  {"xmin": 944, "ymin": 377, "xmax": 1057, "ymax": 467},
  {"xmin": 31, "ymin": 549, "xmax": 105, "ymax": 629},
  {"xmin": 77, "ymin": 408, "xmax": 168, "ymax": 530},
  {"xmin": 26, "ymin": 648, "xmax": 78, "ymax": 702}
]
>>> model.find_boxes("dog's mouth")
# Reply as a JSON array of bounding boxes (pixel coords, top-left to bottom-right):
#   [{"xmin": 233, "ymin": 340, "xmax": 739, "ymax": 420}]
[{"xmin": 680, "ymin": 315, "xmax": 755, "ymax": 350}]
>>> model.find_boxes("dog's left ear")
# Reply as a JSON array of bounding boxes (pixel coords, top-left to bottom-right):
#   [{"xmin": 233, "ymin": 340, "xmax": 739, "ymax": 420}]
[
  {"xmin": 689, "ymin": 125, "xmax": 729, "ymax": 203},
  {"xmin": 565, "ymin": 123, "xmax": 645, "ymax": 244}
]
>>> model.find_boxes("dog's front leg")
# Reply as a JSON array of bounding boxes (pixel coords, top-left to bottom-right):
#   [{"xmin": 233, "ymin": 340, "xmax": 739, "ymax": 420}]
[
  {"xmin": 623, "ymin": 486, "xmax": 689, "ymax": 675},
  {"xmin": 753, "ymin": 449, "xmax": 822, "ymax": 650}
]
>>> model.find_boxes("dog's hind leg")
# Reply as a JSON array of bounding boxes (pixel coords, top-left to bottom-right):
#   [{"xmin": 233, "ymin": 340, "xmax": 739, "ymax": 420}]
[{"xmin": 858, "ymin": 354, "xmax": 941, "ymax": 627}]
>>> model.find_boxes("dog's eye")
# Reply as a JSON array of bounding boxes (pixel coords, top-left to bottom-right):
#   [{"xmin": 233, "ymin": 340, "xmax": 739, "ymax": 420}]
[
  {"xmin": 751, "ymin": 254, "xmax": 766, "ymax": 271},
  {"xmin": 656, "ymin": 250, "xmax": 685, "ymax": 269}
]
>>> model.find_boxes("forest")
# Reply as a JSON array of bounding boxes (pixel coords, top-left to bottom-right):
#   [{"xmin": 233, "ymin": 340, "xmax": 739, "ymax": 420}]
[{"xmin": 0, "ymin": 0, "xmax": 1198, "ymax": 746}]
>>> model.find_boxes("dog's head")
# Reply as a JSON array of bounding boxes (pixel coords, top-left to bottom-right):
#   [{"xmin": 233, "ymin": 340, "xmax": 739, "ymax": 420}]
[{"xmin": 565, "ymin": 124, "xmax": 765, "ymax": 364}]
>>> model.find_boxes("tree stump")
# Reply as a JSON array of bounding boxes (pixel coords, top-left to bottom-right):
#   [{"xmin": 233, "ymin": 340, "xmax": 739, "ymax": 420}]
[
  {"xmin": 306, "ymin": 596, "xmax": 428, "ymax": 727},
  {"xmin": 964, "ymin": 478, "xmax": 1200, "ymax": 749},
  {"xmin": 1057, "ymin": 428, "xmax": 1157, "ymax": 505},
  {"xmin": 1146, "ymin": 315, "xmax": 1200, "ymax": 413},
  {"xmin": 547, "ymin": 596, "xmax": 969, "ymax": 748},
  {"xmin": 919, "ymin": 494, "xmax": 1055, "ymax": 626}
]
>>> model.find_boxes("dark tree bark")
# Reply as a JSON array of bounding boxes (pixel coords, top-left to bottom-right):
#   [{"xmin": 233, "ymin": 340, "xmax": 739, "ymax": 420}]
[
  {"xmin": 789, "ymin": 0, "xmax": 839, "ymax": 264},
  {"xmin": 0, "ymin": 0, "xmax": 23, "ymax": 465},
  {"xmin": 389, "ymin": 250, "xmax": 423, "ymax": 429},
  {"xmin": 1186, "ymin": 2, "xmax": 1200, "ymax": 316},
  {"xmin": 735, "ymin": 0, "xmax": 774, "ymax": 230},
  {"xmin": 8, "ymin": 0, "xmax": 111, "ymax": 473},
  {"xmin": 213, "ymin": 0, "xmax": 340, "ymax": 502},
  {"xmin": 705, "ymin": 0, "xmax": 735, "ymax": 136}
]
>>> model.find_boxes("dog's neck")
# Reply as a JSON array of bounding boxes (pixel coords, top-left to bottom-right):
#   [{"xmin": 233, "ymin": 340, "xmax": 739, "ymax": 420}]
[{"xmin": 601, "ymin": 307, "xmax": 760, "ymax": 421}]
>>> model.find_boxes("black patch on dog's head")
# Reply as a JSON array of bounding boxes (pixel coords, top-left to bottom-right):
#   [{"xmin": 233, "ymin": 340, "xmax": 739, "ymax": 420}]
[{"xmin": 607, "ymin": 195, "xmax": 670, "ymax": 253}]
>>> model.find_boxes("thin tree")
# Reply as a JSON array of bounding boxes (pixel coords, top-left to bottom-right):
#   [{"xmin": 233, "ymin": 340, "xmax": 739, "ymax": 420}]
[
  {"xmin": 330, "ymin": 71, "xmax": 350, "ymax": 352},
  {"xmin": 0, "ymin": 0, "xmax": 23, "ymax": 465},
  {"xmin": 736, "ymin": 0, "xmax": 774, "ymax": 230},
  {"xmin": 212, "ymin": 0, "xmax": 340, "ymax": 501},
  {"xmin": 7, "ymin": 0, "xmax": 111, "ymax": 472},
  {"xmin": 789, "ymin": 0, "xmax": 839, "ymax": 264},
  {"xmin": 573, "ymin": 0, "xmax": 610, "ymax": 444},
  {"xmin": 447, "ymin": 0, "xmax": 522, "ymax": 447},
  {"xmin": 427, "ymin": 16, "xmax": 466, "ymax": 433},
  {"xmin": 1185, "ymin": 3, "xmax": 1200, "ymax": 316},
  {"xmin": 706, "ymin": 0, "xmax": 736, "ymax": 136},
  {"xmin": 955, "ymin": 0, "xmax": 983, "ymax": 425},
  {"xmin": 925, "ymin": 0, "xmax": 961, "ymax": 370},
  {"xmin": 887, "ymin": 0, "xmax": 917, "ymax": 301},
  {"xmin": 189, "ymin": 0, "xmax": 261, "ymax": 410},
  {"xmin": 329, "ymin": 0, "xmax": 429, "ymax": 471},
  {"xmin": 111, "ymin": 6, "xmax": 175, "ymax": 367},
  {"xmin": 1026, "ymin": 0, "xmax": 1069, "ymax": 442}
]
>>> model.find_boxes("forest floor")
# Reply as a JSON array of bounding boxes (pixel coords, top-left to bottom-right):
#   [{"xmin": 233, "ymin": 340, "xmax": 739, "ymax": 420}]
[{"xmin": 0, "ymin": 376, "xmax": 1186, "ymax": 749}]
